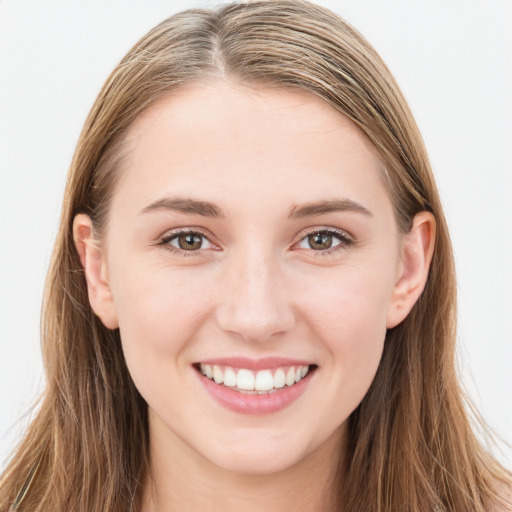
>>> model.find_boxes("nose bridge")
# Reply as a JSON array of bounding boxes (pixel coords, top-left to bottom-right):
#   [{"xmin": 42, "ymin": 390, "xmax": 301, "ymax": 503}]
[{"xmin": 216, "ymin": 239, "xmax": 294, "ymax": 342}]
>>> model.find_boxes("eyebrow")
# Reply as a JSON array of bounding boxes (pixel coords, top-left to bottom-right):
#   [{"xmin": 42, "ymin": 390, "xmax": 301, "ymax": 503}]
[
  {"xmin": 287, "ymin": 199, "xmax": 372, "ymax": 219},
  {"xmin": 140, "ymin": 197, "xmax": 372, "ymax": 219},
  {"xmin": 140, "ymin": 197, "xmax": 225, "ymax": 218}
]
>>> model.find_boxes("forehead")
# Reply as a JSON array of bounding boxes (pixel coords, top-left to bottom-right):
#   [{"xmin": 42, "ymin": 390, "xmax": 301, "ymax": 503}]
[{"xmin": 113, "ymin": 80, "xmax": 390, "ymax": 218}]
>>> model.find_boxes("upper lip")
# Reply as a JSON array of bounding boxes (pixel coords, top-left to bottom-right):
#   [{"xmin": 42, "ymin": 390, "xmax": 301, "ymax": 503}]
[{"xmin": 196, "ymin": 357, "xmax": 314, "ymax": 371}]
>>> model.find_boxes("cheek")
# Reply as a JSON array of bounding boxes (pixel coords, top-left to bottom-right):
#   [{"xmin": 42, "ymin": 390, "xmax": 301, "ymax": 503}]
[
  {"xmin": 109, "ymin": 264, "xmax": 220, "ymax": 427},
  {"xmin": 301, "ymin": 262, "xmax": 391, "ymax": 340},
  {"xmin": 298, "ymin": 265, "xmax": 391, "ymax": 399},
  {"xmin": 109, "ymin": 262, "xmax": 215, "ymax": 381}
]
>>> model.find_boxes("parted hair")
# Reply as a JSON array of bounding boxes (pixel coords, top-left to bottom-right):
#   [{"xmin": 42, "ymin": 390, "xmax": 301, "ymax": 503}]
[{"xmin": 0, "ymin": 1, "xmax": 510, "ymax": 511}]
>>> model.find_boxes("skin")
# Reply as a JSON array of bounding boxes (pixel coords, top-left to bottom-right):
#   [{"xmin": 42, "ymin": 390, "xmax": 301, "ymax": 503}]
[{"xmin": 74, "ymin": 80, "xmax": 435, "ymax": 512}]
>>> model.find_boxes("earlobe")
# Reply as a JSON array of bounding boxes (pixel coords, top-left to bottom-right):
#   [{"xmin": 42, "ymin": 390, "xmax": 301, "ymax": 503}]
[
  {"xmin": 386, "ymin": 211, "xmax": 436, "ymax": 329},
  {"xmin": 73, "ymin": 214, "xmax": 119, "ymax": 329}
]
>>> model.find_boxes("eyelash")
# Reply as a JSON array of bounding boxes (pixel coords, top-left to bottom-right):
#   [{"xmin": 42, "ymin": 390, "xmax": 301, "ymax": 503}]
[
  {"xmin": 158, "ymin": 227, "xmax": 354, "ymax": 257},
  {"xmin": 159, "ymin": 229, "xmax": 216, "ymax": 258},
  {"xmin": 296, "ymin": 228, "xmax": 354, "ymax": 256}
]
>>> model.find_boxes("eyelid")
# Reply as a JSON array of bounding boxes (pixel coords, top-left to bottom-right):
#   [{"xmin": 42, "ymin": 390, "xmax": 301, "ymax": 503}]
[
  {"xmin": 159, "ymin": 226, "xmax": 216, "ymax": 241},
  {"xmin": 156, "ymin": 225, "xmax": 355, "ymax": 257},
  {"xmin": 292, "ymin": 226, "xmax": 355, "ymax": 254},
  {"xmin": 158, "ymin": 227, "xmax": 221, "ymax": 255},
  {"xmin": 294, "ymin": 225, "xmax": 354, "ymax": 242}
]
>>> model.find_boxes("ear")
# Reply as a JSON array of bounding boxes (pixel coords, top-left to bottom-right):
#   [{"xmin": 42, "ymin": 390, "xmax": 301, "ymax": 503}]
[
  {"xmin": 386, "ymin": 211, "xmax": 436, "ymax": 329},
  {"xmin": 73, "ymin": 214, "xmax": 119, "ymax": 329}
]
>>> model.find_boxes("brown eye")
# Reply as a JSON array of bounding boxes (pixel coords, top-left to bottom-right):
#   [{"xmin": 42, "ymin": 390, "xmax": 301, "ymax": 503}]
[
  {"xmin": 296, "ymin": 228, "xmax": 352, "ymax": 253},
  {"xmin": 307, "ymin": 232, "xmax": 333, "ymax": 250},
  {"xmin": 177, "ymin": 233, "xmax": 203, "ymax": 250},
  {"xmin": 164, "ymin": 231, "xmax": 213, "ymax": 252}
]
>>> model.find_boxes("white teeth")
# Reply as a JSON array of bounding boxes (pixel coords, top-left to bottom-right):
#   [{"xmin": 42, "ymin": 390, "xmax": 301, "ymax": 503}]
[
  {"xmin": 213, "ymin": 365, "xmax": 224, "ymax": 384},
  {"xmin": 237, "ymin": 369, "xmax": 255, "ymax": 390},
  {"xmin": 285, "ymin": 367, "xmax": 295, "ymax": 386},
  {"xmin": 198, "ymin": 363, "xmax": 312, "ymax": 393},
  {"xmin": 223, "ymin": 367, "xmax": 237, "ymax": 387},
  {"xmin": 255, "ymin": 370, "xmax": 273, "ymax": 391},
  {"xmin": 274, "ymin": 368, "xmax": 286, "ymax": 388}
]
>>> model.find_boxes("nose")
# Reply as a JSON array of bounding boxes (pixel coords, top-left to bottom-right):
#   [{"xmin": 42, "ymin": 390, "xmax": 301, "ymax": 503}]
[{"xmin": 215, "ymin": 246, "xmax": 295, "ymax": 343}]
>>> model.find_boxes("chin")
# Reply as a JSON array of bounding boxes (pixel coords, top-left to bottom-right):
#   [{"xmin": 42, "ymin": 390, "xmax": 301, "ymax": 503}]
[
  {"xmin": 201, "ymin": 431, "xmax": 321, "ymax": 476},
  {"xmin": 212, "ymin": 450, "xmax": 303, "ymax": 476}
]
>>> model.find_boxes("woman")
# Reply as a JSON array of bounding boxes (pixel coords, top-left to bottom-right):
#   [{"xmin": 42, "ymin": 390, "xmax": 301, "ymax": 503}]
[{"xmin": 0, "ymin": 1, "xmax": 510, "ymax": 510}]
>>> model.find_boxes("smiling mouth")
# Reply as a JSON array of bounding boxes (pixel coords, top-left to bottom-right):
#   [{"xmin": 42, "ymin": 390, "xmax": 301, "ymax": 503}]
[{"xmin": 193, "ymin": 363, "xmax": 317, "ymax": 394}]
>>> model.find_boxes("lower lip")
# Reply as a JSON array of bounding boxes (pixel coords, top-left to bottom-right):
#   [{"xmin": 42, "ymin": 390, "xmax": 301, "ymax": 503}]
[{"xmin": 196, "ymin": 368, "xmax": 315, "ymax": 415}]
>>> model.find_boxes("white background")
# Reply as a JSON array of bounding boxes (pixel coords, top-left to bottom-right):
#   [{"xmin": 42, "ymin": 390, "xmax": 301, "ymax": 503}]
[{"xmin": 1, "ymin": 0, "xmax": 511, "ymax": 469}]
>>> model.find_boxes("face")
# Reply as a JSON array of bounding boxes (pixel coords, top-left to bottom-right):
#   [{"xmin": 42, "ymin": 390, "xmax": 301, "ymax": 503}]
[{"xmin": 86, "ymin": 81, "xmax": 414, "ymax": 475}]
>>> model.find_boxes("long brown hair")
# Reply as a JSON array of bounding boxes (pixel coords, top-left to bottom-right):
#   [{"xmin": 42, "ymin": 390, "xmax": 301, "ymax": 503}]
[{"xmin": 1, "ymin": 1, "xmax": 510, "ymax": 511}]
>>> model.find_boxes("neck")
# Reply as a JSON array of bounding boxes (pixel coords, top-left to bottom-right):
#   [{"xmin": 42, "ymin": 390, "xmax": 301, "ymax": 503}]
[{"xmin": 141, "ymin": 419, "xmax": 345, "ymax": 512}]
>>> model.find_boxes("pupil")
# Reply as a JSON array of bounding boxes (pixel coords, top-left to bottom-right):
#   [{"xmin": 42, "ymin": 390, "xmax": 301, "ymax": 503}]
[{"xmin": 309, "ymin": 233, "xmax": 332, "ymax": 250}]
